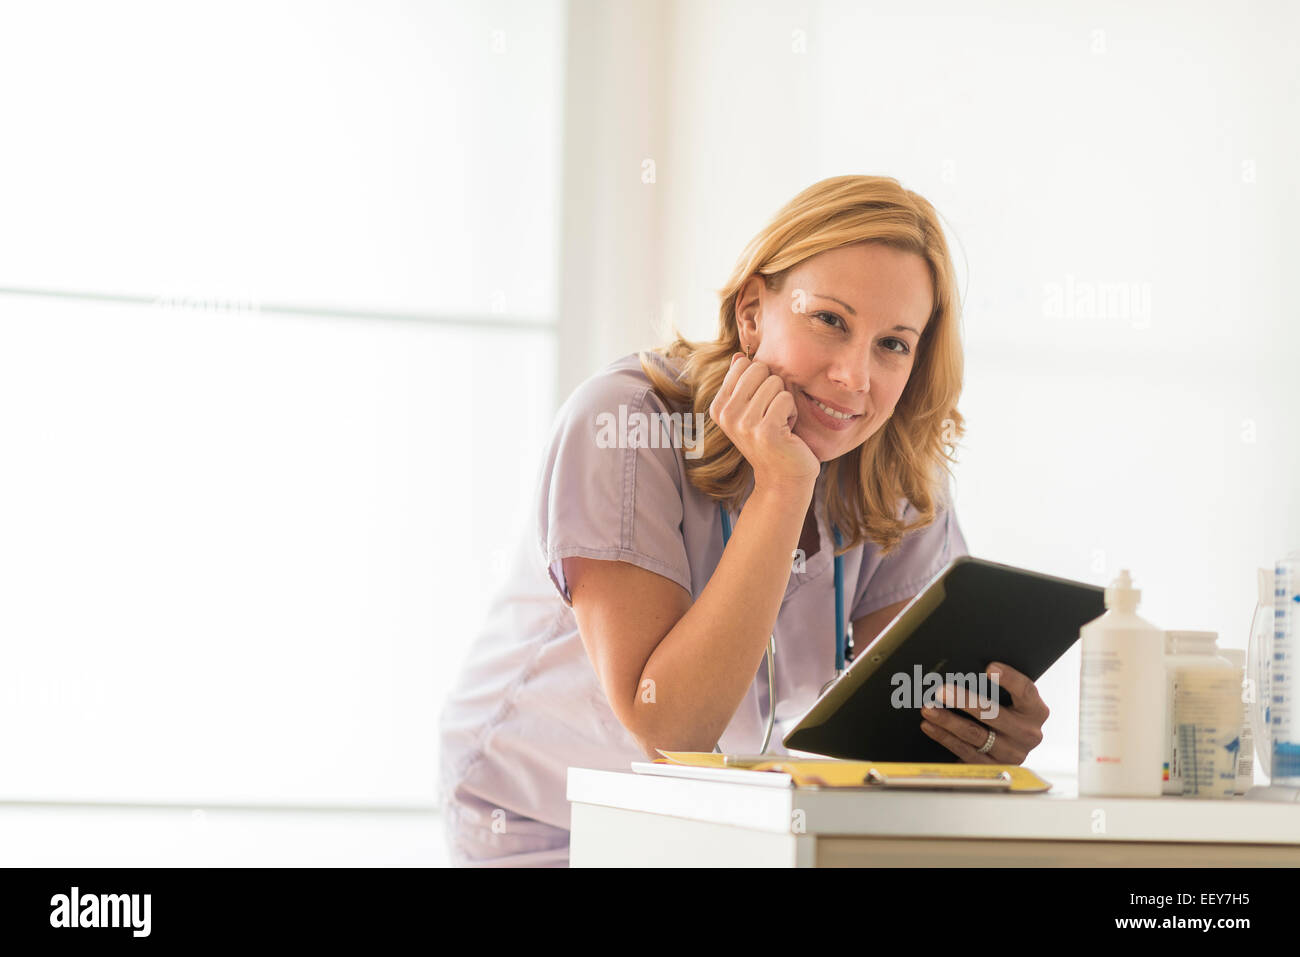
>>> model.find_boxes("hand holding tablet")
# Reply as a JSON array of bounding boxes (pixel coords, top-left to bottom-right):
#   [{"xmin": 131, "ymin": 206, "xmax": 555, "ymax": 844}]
[{"xmin": 920, "ymin": 660, "xmax": 1050, "ymax": 765}]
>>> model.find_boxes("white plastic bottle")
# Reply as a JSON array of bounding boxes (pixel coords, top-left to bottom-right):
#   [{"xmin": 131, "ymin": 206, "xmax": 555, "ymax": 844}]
[
  {"xmin": 1162, "ymin": 631, "xmax": 1233, "ymax": 794},
  {"xmin": 1078, "ymin": 569, "xmax": 1166, "ymax": 797},
  {"xmin": 1220, "ymin": 648, "xmax": 1253, "ymax": 794}
]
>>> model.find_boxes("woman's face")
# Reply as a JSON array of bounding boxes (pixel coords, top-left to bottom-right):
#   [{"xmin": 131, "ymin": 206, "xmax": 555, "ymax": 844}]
[{"xmin": 738, "ymin": 241, "xmax": 934, "ymax": 463}]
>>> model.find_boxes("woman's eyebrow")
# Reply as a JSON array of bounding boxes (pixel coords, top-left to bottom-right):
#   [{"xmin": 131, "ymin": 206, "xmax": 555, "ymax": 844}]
[
  {"xmin": 813, "ymin": 293, "xmax": 858, "ymax": 315},
  {"xmin": 812, "ymin": 293, "xmax": 921, "ymax": 336}
]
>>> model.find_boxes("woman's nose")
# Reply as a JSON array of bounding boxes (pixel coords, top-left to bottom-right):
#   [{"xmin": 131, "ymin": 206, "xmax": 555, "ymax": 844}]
[{"xmin": 828, "ymin": 351, "xmax": 871, "ymax": 395}]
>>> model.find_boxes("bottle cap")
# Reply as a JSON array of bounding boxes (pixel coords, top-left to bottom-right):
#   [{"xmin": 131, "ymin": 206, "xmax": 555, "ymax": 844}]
[
  {"xmin": 1104, "ymin": 568, "xmax": 1140, "ymax": 611},
  {"xmin": 1166, "ymin": 630, "xmax": 1219, "ymax": 654}
]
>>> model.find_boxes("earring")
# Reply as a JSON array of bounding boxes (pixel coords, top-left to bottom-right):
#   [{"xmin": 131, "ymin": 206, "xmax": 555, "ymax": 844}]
[{"xmin": 744, "ymin": 342, "xmax": 752, "ymax": 360}]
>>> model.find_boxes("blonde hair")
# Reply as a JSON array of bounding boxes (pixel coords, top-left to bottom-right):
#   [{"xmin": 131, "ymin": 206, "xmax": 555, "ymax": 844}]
[{"xmin": 638, "ymin": 174, "xmax": 965, "ymax": 556}]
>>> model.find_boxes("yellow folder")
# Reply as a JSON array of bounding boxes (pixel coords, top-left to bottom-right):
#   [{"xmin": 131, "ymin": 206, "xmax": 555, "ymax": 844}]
[{"xmin": 654, "ymin": 750, "xmax": 1051, "ymax": 792}]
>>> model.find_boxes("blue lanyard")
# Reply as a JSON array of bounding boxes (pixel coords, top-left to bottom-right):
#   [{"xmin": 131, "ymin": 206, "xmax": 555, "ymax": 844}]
[{"xmin": 718, "ymin": 502, "xmax": 846, "ymax": 674}]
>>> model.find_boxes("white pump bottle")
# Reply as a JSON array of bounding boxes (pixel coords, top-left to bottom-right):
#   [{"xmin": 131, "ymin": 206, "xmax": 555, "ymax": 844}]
[{"xmin": 1078, "ymin": 569, "xmax": 1166, "ymax": 797}]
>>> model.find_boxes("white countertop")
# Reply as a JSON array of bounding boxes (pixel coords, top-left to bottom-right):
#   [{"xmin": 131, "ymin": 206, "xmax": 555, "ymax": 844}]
[{"xmin": 567, "ymin": 767, "xmax": 1300, "ymax": 844}]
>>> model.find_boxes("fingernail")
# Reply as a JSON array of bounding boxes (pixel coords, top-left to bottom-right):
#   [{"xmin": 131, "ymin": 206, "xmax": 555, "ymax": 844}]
[{"xmin": 731, "ymin": 353, "xmax": 742, "ymax": 366}]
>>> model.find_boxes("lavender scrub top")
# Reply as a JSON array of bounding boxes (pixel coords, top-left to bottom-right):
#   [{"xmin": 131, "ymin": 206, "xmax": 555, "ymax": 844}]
[{"xmin": 438, "ymin": 351, "xmax": 969, "ymax": 859}]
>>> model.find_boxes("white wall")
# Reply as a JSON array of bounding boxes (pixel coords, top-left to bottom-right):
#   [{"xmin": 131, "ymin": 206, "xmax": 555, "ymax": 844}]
[
  {"xmin": 555, "ymin": 0, "xmax": 674, "ymax": 400},
  {"xmin": 0, "ymin": 0, "xmax": 563, "ymax": 806},
  {"xmin": 649, "ymin": 0, "xmax": 1299, "ymax": 774}
]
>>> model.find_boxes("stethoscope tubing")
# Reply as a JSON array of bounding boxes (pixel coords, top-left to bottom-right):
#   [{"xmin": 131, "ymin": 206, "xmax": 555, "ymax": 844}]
[{"xmin": 716, "ymin": 501, "xmax": 844, "ymax": 754}]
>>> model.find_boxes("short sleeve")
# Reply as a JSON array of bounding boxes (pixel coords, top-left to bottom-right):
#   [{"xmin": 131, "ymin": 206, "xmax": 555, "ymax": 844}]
[
  {"xmin": 850, "ymin": 494, "xmax": 969, "ymax": 621},
  {"xmin": 535, "ymin": 364, "xmax": 693, "ymax": 607}
]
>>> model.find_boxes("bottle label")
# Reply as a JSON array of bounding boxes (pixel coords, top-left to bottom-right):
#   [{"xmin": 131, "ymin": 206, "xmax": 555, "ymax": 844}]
[{"xmin": 1079, "ymin": 650, "xmax": 1123, "ymax": 762}]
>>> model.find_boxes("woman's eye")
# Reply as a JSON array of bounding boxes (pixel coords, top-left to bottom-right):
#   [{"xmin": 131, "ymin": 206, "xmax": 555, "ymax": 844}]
[{"xmin": 812, "ymin": 311, "xmax": 911, "ymax": 356}]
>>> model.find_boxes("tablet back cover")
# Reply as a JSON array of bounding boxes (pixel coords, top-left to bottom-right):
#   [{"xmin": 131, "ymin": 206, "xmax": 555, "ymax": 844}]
[{"xmin": 783, "ymin": 556, "xmax": 1105, "ymax": 762}]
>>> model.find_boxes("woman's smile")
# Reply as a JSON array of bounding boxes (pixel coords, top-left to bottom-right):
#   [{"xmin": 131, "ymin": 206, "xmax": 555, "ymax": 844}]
[{"xmin": 796, "ymin": 387, "xmax": 863, "ymax": 432}]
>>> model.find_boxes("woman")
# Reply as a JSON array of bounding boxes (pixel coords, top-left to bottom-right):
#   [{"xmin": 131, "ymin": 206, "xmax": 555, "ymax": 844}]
[{"xmin": 438, "ymin": 174, "xmax": 1050, "ymax": 867}]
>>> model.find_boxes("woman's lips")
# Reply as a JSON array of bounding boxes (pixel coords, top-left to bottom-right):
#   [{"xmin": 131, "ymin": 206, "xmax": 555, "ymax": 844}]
[{"xmin": 797, "ymin": 388, "xmax": 862, "ymax": 431}]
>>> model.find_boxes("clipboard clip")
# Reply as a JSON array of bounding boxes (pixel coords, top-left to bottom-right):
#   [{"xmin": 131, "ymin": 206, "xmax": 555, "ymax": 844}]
[{"xmin": 863, "ymin": 768, "xmax": 1013, "ymax": 790}]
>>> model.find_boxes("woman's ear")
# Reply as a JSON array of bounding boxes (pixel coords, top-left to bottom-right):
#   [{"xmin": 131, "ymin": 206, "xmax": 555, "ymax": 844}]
[{"xmin": 735, "ymin": 275, "xmax": 763, "ymax": 342}]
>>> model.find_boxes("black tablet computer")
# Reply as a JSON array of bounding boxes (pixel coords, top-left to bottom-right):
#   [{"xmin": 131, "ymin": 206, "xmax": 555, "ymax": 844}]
[{"xmin": 782, "ymin": 555, "xmax": 1105, "ymax": 763}]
